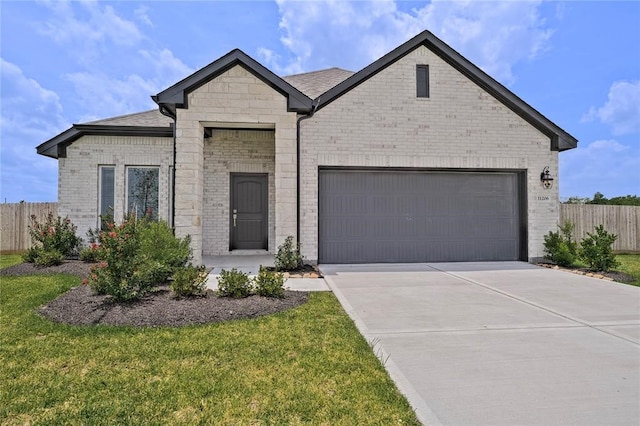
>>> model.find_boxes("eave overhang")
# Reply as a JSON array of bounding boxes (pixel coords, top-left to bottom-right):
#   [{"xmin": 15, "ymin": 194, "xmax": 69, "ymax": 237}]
[
  {"xmin": 317, "ymin": 30, "xmax": 578, "ymax": 152},
  {"xmin": 36, "ymin": 124, "xmax": 173, "ymax": 159}
]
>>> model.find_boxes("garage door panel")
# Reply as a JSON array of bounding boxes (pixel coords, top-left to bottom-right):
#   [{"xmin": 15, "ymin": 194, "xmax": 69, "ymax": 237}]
[{"xmin": 319, "ymin": 170, "xmax": 523, "ymax": 263}]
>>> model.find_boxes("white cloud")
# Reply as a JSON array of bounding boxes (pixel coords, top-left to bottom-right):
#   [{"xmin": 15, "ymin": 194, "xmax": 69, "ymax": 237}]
[
  {"xmin": 267, "ymin": 0, "xmax": 553, "ymax": 83},
  {"xmin": 134, "ymin": 5, "xmax": 153, "ymax": 27},
  {"xmin": 560, "ymin": 139, "xmax": 640, "ymax": 198},
  {"xmin": 38, "ymin": 0, "xmax": 144, "ymax": 63},
  {"xmin": 0, "ymin": 59, "xmax": 65, "ymax": 201},
  {"xmin": 65, "ymin": 49, "xmax": 193, "ymax": 120},
  {"xmin": 583, "ymin": 80, "xmax": 640, "ymax": 136}
]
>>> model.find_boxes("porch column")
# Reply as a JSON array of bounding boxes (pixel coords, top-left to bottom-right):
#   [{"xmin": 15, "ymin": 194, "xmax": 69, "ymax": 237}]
[
  {"xmin": 274, "ymin": 118, "xmax": 298, "ymax": 249},
  {"xmin": 174, "ymin": 118, "xmax": 205, "ymax": 265}
]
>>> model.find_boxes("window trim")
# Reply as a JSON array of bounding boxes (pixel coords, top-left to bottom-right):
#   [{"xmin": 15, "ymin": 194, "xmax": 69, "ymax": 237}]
[
  {"xmin": 98, "ymin": 165, "xmax": 115, "ymax": 228},
  {"xmin": 125, "ymin": 166, "xmax": 160, "ymax": 220},
  {"xmin": 416, "ymin": 64, "xmax": 429, "ymax": 98}
]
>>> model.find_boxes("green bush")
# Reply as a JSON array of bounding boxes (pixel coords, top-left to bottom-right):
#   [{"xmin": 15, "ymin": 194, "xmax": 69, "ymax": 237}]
[
  {"xmin": 217, "ymin": 268, "xmax": 253, "ymax": 298},
  {"xmin": 274, "ymin": 236, "xmax": 303, "ymax": 272},
  {"xmin": 79, "ymin": 245, "xmax": 104, "ymax": 263},
  {"xmin": 543, "ymin": 221, "xmax": 578, "ymax": 267},
  {"xmin": 171, "ymin": 264, "xmax": 208, "ymax": 297},
  {"xmin": 27, "ymin": 212, "xmax": 82, "ymax": 258},
  {"xmin": 579, "ymin": 225, "xmax": 620, "ymax": 272},
  {"xmin": 139, "ymin": 220, "xmax": 191, "ymax": 277},
  {"xmin": 33, "ymin": 250, "xmax": 64, "ymax": 267},
  {"xmin": 254, "ymin": 266, "xmax": 285, "ymax": 298},
  {"xmin": 85, "ymin": 216, "xmax": 192, "ymax": 301},
  {"xmin": 21, "ymin": 246, "xmax": 41, "ymax": 264}
]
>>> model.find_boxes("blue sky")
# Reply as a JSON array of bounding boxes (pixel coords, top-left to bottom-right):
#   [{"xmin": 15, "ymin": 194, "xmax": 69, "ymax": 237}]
[{"xmin": 1, "ymin": 0, "xmax": 639, "ymax": 202}]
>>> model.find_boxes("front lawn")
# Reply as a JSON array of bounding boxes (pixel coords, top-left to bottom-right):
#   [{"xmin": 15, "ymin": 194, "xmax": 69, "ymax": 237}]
[
  {"xmin": 0, "ymin": 274, "xmax": 419, "ymax": 425},
  {"xmin": 616, "ymin": 254, "xmax": 640, "ymax": 286},
  {"xmin": 0, "ymin": 254, "xmax": 22, "ymax": 269}
]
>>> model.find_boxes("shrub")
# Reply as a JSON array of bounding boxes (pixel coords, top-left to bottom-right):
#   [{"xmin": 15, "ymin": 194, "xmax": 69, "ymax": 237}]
[
  {"xmin": 33, "ymin": 250, "xmax": 64, "ymax": 267},
  {"xmin": 27, "ymin": 212, "xmax": 82, "ymax": 258},
  {"xmin": 217, "ymin": 268, "xmax": 253, "ymax": 298},
  {"xmin": 579, "ymin": 225, "xmax": 620, "ymax": 272},
  {"xmin": 139, "ymin": 220, "xmax": 191, "ymax": 280},
  {"xmin": 253, "ymin": 266, "xmax": 286, "ymax": 298},
  {"xmin": 274, "ymin": 236, "xmax": 303, "ymax": 272},
  {"xmin": 22, "ymin": 246, "xmax": 41, "ymax": 264},
  {"xmin": 85, "ymin": 216, "xmax": 192, "ymax": 301},
  {"xmin": 79, "ymin": 244, "xmax": 104, "ymax": 263},
  {"xmin": 171, "ymin": 264, "xmax": 208, "ymax": 297},
  {"xmin": 543, "ymin": 221, "xmax": 578, "ymax": 267}
]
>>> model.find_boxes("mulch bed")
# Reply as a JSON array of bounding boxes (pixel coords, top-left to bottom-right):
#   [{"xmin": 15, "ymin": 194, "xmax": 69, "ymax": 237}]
[
  {"xmin": 537, "ymin": 263, "xmax": 636, "ymax": 284},
  {"xmin": 2, "ymin": 261, "xmax": 309, "ymax": 327}
]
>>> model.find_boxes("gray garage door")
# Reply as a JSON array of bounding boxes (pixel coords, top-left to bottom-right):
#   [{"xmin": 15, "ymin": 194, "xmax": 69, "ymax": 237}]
[{"xmin": 318, "ymin": 169, "xmax": 523, "ymax": 263}]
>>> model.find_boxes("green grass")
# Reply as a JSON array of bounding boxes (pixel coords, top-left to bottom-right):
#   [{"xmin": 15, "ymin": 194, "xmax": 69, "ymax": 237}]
[
  {"xmin": 1, "ymin": 274, "xmax": 419, "ymax": 425},
  {"xmin": 0, "ymin": 254, "xmax": 22, "ymax": 269},
  {"xmin": 616, "ymin": 254, "xmax": 640, "ymax": 286}
]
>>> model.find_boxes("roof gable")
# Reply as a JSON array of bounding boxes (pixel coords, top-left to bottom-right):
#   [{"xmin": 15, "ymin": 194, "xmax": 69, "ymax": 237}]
[
  {"xmin": 317, "ymin": 30, "xmax": 577, "ymax": 151},
  {"xmin": 153, "ymin": 49, "xmax": 313, "ymax": 115}
]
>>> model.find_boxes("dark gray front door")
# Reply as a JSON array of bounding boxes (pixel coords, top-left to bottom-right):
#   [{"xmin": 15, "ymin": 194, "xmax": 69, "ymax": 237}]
[
  {"xmin": 230, "ymin": 173, "xmax": 268, "ymax": 250},
  {"xmin": 318, "ymin": 169, "xmax": 524, "ymax": 264}
]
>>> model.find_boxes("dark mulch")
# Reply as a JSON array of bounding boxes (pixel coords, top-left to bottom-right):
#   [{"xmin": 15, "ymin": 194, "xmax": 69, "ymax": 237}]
[
  {"xmin": 38, "ymin": 285, "xmax": 308, "ymax": 327},
  {"xmin": 3, "ymin": 261, "xmax": 309, "ymax": 327}
]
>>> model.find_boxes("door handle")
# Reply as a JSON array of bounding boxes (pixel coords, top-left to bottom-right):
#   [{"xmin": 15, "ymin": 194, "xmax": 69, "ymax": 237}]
[{"xmin": 233, "ymin": 209, "xmax": 237, "ymax": 227}]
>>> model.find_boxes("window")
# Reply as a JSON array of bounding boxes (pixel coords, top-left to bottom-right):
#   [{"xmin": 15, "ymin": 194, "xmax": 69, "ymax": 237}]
[
  {"xmin": 99, "ymin": 166, "xmax": 115, "ymax": 227},
  {"xmin": 416, "ymin": 65, "xmax": 429, "ymax": 98},
  {"xmin": 127, "ymin": 167, "xmax": 159, "ymax": 220}
]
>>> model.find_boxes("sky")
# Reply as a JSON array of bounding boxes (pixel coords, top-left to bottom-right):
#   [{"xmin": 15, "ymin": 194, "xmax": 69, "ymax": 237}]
[{"xmin": 1, "ymin": 0, "xmax": 639, "ymax": 203}]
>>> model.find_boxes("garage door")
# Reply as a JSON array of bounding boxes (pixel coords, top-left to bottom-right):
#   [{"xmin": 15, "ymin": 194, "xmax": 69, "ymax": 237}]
[{"xmin": 318, "ymin": 169, "xmax": 524, "ymax": 263}]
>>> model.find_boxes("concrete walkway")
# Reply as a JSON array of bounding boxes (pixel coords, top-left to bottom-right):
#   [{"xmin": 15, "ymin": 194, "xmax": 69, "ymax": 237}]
[
  {"xmin": 203, "ymin": 254, "xmax": 329, "ymax": 292},
  {"xmin": 320, "ymin": 262, "xmax": 640, "ymax": 425}
]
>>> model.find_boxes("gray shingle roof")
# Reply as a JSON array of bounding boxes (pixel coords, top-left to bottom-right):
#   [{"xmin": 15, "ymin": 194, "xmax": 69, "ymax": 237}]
[
  {"xmin": 283, "ymin": 67, "xmax": 355, "ymax": 99},
  {"xmin": 85, "ymin": 109, "xmax": 172, "ymax": 127}
]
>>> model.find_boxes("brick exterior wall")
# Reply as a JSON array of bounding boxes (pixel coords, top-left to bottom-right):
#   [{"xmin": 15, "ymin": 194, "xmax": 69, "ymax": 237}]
[
  {"xmin": 203, "ymin": 129, "xmax": 275, "ymax": 255},
  {"xmin": 300, "ymin": 45, "xmax": 559, "ymax": 262},
  {"xmin": 174, "ymin": 65, "xmax": 298, "ymax": 264},
  {"xmin": 58, "ymin": 135, "xmax": 173, "ymax": 242}
]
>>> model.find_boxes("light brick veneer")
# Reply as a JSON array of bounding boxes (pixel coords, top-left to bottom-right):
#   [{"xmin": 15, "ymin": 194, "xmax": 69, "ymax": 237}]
[
  {"xmin": 203, "ymin": 129, "xmax": 275, "ymax": 255},
  {"xmin": 58, "ymin": 135, "xmax": 173, "ymax": 243},
  {"xmin": 300, "ymin": 45, "xmax": 559, "ymax": 262},
  {"xmin": 174, "ymin": 65, "xmax": 298, "ymax": 264}
]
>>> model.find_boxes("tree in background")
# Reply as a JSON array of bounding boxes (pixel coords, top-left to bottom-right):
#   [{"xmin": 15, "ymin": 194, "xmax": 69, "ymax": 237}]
[{"xmin": 563, "ymin": 192, "xmax": 640, "ymax": 206}]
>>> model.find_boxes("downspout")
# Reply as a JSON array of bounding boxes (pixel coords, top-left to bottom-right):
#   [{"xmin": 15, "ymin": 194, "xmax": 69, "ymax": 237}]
[
  {"xmin": 295, "ymin": 97, "xmax": 321, "ymax": 245},
  {"xmin": 159, "ymin": 105, "xmax": 177, "ymax": 229}
]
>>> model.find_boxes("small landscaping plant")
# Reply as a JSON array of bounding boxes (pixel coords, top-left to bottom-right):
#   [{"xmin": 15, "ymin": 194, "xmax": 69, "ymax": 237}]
[
  {"xmin": 254, "ymin": 266, "xmax": 285, "ymax": 298},
  {"xmin": 32, "ymin": 249, "xmax": 64, "ymax": 267},
  {"xmin": 171, "ymin": 264, "xmax": 208, "ymax": 297},
  {"xmin": 22, "ymin": 213, "xmax": 82, "ymax": 265},
  {"xmin": 217, "ymin": 268, "xmax": 253, "ymax": 298},
  {"xmin": 543, "ymin": 221, "xmax": 578, "ymax": 267},
  {"xmin": 274, "ymin": 235, "xmax": 303, "ymax": 271},
  {"xmin": 79, "ymin": 244, "xmax": 104, "ymax": 263},
  {"xmin": 579, "ymin": 225, "xmax": 620, "ymax": 272}
]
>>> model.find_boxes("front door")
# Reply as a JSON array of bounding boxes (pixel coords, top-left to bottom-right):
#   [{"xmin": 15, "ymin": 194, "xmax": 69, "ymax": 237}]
[{"xmin": 230, "ymin": 173, "xmax": 268, "ymax": 250}]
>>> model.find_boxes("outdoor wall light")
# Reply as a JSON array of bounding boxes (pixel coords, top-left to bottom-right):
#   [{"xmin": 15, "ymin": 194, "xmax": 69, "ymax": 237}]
[{"xmin": 540, "ymin": 166, "xmax": 554, "ymax": 189}]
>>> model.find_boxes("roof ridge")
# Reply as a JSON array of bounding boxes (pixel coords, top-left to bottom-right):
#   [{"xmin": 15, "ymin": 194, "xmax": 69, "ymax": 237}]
[{"xmin": 283, "ymin": 67, "xmax": 353, "ymax": 78}]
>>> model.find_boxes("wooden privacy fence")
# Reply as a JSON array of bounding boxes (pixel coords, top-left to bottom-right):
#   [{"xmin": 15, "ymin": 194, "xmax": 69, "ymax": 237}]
[
  {"xmin": 560, "ymin": 204, "xmax": 640, "ymax": 252},
  {"xmin": 0, "ymin": 202, "xmax": 58, "ymax": 253}
]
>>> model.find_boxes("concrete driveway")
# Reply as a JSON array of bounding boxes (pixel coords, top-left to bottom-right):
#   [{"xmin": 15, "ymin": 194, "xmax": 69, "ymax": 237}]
[{"xmin": 319, "ymin": 262, "xmax": 640, "ymax": 425}]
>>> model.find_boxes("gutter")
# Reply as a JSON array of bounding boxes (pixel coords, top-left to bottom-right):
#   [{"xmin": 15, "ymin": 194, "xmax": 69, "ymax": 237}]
[{"xmin": 295, "ymin": 97, "xmax": 321, "ymax": 244}]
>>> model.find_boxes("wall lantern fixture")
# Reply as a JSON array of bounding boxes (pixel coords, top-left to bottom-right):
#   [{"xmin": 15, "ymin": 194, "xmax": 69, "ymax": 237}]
[{"xmin": 540, "ymin": 166, "xmax": 554, "ymax": 189}]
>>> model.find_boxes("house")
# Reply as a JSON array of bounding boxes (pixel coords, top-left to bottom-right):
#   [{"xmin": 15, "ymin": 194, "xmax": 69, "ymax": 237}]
[{"xmin": 36, "ymin": 30, "xmax": 577, "ymax": 265}]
